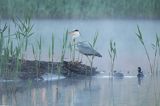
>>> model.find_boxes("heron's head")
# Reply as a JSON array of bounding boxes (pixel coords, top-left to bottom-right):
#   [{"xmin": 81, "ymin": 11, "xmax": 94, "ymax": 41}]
[{"xmin": 68, "ymin": 29, "xmax": 80, "ymax": 38}]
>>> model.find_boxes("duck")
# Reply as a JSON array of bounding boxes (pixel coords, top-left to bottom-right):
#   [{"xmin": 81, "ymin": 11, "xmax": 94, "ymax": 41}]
[
  {"xmin": 137, "ymin": 67, "xmax": 144, "ymax": 78},
  {"xmin": 113, "ymin": 70, "xmax": 124, "ymax": 78}
]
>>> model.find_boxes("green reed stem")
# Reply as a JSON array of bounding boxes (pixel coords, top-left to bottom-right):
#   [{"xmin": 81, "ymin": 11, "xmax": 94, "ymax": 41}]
[
  {"xmin": 90, "ymin": 32, "xmax": 99, "ymax": 74},
  {"xmin": 51, "ymin": 33, "xmax": 55, "ymax": 71},
  {"xmin": 136, "ymin": 25, "xmax": 153, "ymax": 74},
  {"xmin": 108, "ymin": 40, "xmax": 117, "ymax": 75}
]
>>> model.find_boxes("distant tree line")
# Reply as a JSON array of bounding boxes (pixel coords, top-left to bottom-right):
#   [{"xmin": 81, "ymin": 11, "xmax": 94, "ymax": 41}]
[{"xmin": 0, "ymin": 0, "xmax": 160, "ymax": 19}]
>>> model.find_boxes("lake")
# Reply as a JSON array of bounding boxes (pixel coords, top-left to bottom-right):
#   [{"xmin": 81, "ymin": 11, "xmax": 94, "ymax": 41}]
[
  {"xmin": 0, "ymin": 19, "xmax": 160, "ymax": 106},
  {"xmin": 0, "ymin": 75, "xmax": 160, "ymax": 106}
]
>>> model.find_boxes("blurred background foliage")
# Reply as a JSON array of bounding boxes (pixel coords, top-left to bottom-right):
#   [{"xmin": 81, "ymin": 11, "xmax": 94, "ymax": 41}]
[{"xmin": 0, "ymin": 0, "xmax": 160, "ymax": 19}]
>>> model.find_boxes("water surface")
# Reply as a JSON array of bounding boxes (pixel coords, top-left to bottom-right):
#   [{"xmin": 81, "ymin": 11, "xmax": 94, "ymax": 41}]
[{"xmin": 0, "ymin": 75, "xmax": 160, "ymax": 106}]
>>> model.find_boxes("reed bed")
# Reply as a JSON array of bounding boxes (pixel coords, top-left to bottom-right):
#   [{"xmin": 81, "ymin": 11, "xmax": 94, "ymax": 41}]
[{"xmin": 0, "ymin": 17, "xmax": 34, "ymax": 78}]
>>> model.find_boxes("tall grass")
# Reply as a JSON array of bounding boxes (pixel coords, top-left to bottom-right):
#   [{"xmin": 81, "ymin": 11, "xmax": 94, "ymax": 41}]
[
  {"xmin": 57, "ymin": 30, "xmax": 68, "ymax": 77},
  {"xmin": 108, "ymin": 40, "xmax": 117, "ymax": 75},
  {"xmin": 152, "ymin": 34, "xmax": 160, "ymax": 74},
  {"xmin": 47, "ymin": 33, "xmax": 55, "ymax": 72},
  {"xmin": 90, "ymin": 32, "xmax": 99, "ymax": 73},
  {"xmin": 51, "ymin": 33, "xmax": 55, "ymax": 70},
  {"xmin": 0, "ymin": 17, "xmax": 34, "ymax": 78},
  {"xmin": 61, "ymin": 30, "xmax": 68, "ymax": 62},
  {"xmin": 136, "ymin": 26, "xmax": 160, "ymax": 75}
]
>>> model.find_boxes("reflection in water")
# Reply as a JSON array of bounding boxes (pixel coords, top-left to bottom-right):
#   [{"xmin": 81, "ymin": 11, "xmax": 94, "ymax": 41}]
[
  {"xmin": 137, "ymin": 77, "xmax": 143, "ymax": 85},
  {"xmin": 31, "ymin": 89, "xmax": 36, "ymax": 106},
  {"xmin": 0, "ymin": 76, "xmax": 160, "ymax": 106}
]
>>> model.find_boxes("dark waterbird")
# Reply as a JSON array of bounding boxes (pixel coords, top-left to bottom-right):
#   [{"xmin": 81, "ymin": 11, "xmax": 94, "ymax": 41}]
[
  {"xmin": 137, "ymin": 67, "xmax": 144, "ymax": 78},
  {"xmin": 76, "ymin": 42, "xmax": 102, "ymax": 57}
]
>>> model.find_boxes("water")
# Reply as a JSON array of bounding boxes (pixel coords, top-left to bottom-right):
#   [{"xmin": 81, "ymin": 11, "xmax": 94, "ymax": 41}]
[
  {"xmin": 0, "ymin": 75, "xmax": 160, "ymax": 106},
  {"xmin": 0, "ymin": 19, "xmax": 160, "ymax": 106}
]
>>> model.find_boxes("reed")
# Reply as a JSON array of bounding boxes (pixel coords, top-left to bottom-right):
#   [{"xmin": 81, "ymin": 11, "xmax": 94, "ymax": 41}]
[
  {"xmin": 108, "ymin": 40, "xmax": 117, "ymax": 75},
  {"xmin": 136, "ymin": 26, "xmax": 153, "ymax": 73},
  {"xmin": 37, "ymin": 36, "xmax": 42, "ymax": 70},
  {"xmin": 152, "ymin": 34, "xmax": 160, "ymax": 74},
  {"xmin": 31, "ymin": 44, "xmax": 39, "ymax": 78},
  {"xmin": 61, "ymin": 30, "xmax": 68, "ymax": 62},
  {"xmin": 57, "ymin": 30, "xmax": 68, "ymax": 77},
  {"xmin": 51, "ymin": 33, "xmax": 55, "ymax": 71},
  {"xmin": 48, "ymin": 45, "xmax": 51, "ymax": 72},
  {"xmin": 136, "ymin": 26, "xmax": 160, "ymax": 75},
  {"xmin": 90, "ymin": 32, "xmax": 99, "ymax": 74}
]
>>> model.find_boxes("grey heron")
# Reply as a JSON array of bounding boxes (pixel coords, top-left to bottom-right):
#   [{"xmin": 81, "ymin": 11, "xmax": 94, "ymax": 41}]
[
  {"xmin": 76, "ymin": 42, "xmax": 102, "ymax": 57},
  {"xmin": 68, "ymin": 29, "xmax": 80, "ymax": 62}
]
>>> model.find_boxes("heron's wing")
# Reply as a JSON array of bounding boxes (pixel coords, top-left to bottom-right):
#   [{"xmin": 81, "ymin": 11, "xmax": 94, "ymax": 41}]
[
  {"xmin": 77, "ymin": 45, "xmax": 94, "ymax": 54},
  {"xmin": 77, "ymin": 45, "xmax": 102, "ymax": 57}
]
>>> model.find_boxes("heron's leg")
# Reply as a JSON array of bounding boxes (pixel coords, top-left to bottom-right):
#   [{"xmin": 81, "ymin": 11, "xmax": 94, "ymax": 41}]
[
  {"xmin": 86, "ymin": 56, "xmax": 93, "ymax": 75},
  {"xmin": 72, "ymin": 38, "xmax": 76, "ymax": 62},
  {"xmin": 77, "ymin": 52, "xmax": 80, "ymax": 62},
  {"xmin": 80, "ymin": 54, "xmax": 83, "ymax": 63},
  {"xmin": 86, "ymin": 56, "xmax": 92, "ymax": 65}
]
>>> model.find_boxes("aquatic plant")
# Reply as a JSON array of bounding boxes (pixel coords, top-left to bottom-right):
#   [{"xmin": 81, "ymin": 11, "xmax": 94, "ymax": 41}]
[
  {"xmin": 61, "ymin": 30, "xmax": 68, "ymax": 62},
  {"xmin": 51, "ymin": 33, "xmax": 55, "ymax": 70},
  {"xmin": 90, "ymin": 32, "xmax": 99, "ymax": 73},
  {"xmin": 108, "ymin": 40, "xmax": 117, "ymax": 75},
  {"xmin": 48, "ymin": 45, "xmax": 51, "ymax": 71},
  {"xmin": 136, "ymin": 25, "xmax": 153, "ymax": 73},
  {"xmin": 57, "ymin": 30, "xmax": 68, "ymax": 77},
  {"xmin": 136, "ymin": 26, "xmax": 160, "ymax": 74},
  {"xmin": 152, "ymin": 34, "xmax": 160, "ymax": 74},
  {"xmin": 37, "ymin": 36, "xmax": 42, "ymax": 71},
  {"xmin": 0, "ymin": 16, "xmax": 34, "ymax": 79}
]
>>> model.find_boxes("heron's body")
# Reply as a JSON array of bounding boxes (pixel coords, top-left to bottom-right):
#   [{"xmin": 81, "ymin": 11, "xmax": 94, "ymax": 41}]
[{"xmin": 77, "ymin": 42, "xmax": 102, "ymax": 57}]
